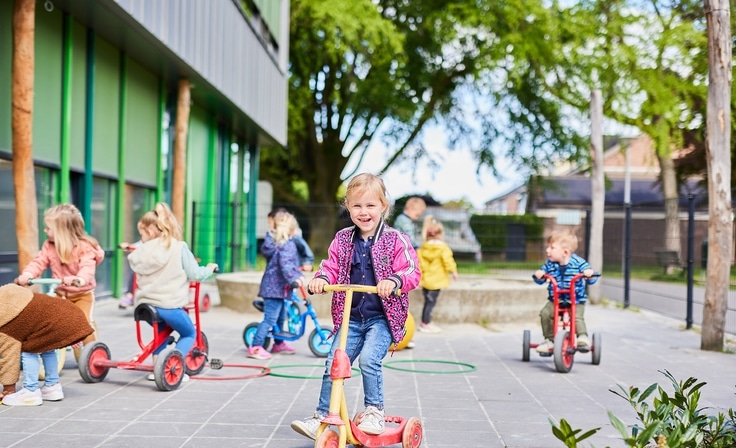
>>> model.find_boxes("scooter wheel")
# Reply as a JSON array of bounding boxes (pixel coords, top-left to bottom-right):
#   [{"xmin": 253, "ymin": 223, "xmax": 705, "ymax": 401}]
[
  {"xmin": 185, "ymin": 332, "xmax": 209, "ymax": 375},
  {"xmin": 308, "ymin": 325, "xmax": 333, "ymax": 358},
  {"xmin": 315, "ymin": 428, "xmax": 339, "ymax": 448},
  {"xmin": 402, "ymin": 417, "xmax": 423, "ymax": 448},
  {"xmin": 242, "ymin": 322, "xmax": 272, "ymax": 350},
  {"xmin": 78, "ymin": 342, "xmax": 111, "ymax": 383},
  {"xmin": 154, "ymin": 347, "xmax": 185, "ymax": 391}
]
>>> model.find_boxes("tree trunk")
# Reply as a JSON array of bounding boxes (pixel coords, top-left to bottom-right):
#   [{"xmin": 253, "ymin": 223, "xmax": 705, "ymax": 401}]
[
  {"xmin": 701, "ymin": 0, "xmax": 731, "ymax": 352},
  {"xmin": 172, "ymin": 78, "xmax": 190, "ymax": 225},
  {"xmin": 12, "ymin": 0, "xmax": 39, "ymax": 270},
  {"xmin": 657, "ymin": 152, "xmax": 681, "ymax": 274},
  {"xmin": 588, "ymin": 90, "xmax": 604, "ymax": 304}
]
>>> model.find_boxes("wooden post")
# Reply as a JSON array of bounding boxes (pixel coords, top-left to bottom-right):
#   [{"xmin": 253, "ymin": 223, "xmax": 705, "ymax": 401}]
[
  {"xmin": 701, "ymin": 0, "xmax": 732, "ymax": 351},
  {"xmin": 172, "ymin": 78, "xmax": 190, "ymax": 225},
  {"xmin": 588, "ymin": 90, "xmax": 604, "ymax": 304},
  {"xmin": 12, "ymin": 0, "xmax": 39, "ymax": 269}
]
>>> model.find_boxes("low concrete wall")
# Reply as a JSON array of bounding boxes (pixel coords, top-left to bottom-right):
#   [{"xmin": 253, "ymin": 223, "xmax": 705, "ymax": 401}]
[{"xmin": 215, "ymin": 272, "xmax": 544, "ymax": 327}]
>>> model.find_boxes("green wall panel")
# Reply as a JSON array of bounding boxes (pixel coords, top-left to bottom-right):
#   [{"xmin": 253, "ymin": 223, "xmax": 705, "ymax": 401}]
[
  {"xmin": 0, "ymin": 1, "xmax": 12, "ymax": 153},
  {"xmin": 92, "ymin": 37, "xmax": 119, "ymax": 176},
  {"xmin": 70, "ymin": 19, "xmax": 87, "ymax": 170},
  {"xmin": 187, "ymin": 105, "xmax": 209, "ymax": 202},
  {"xmin": 124, "ymin": 59, "xmax": 158, "ymax": 186},
  {"xmin": 33, "ymin": 5, "xmax": 63, "ymax": 164}
]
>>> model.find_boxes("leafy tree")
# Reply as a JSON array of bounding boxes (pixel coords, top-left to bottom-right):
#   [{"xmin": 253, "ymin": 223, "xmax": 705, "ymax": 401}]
[{"xmin": 264, "ymin": 0, "xmax": 588, "ymax": 253}]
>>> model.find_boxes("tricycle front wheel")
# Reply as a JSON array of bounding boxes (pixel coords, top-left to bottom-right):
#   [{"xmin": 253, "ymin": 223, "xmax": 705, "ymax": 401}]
[{"xmin": 553, "ymin": 330, "xmax": 574, "ymax": 373}]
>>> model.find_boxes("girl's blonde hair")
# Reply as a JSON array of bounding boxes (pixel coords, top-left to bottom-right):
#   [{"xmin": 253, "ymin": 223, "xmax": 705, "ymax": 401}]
[
  {"xmin": 44, "ymin": 203, "xmax": 100, "ymax": 264},
  {"xmin": 344, "ymin": 173, "xmax": 390, "ymax": 220},
  {"xmin": 272, "ymin": 210, "xmax": 297, "ymax": 245},
  {"xmin": 137, "ymin": 202, "xmax": 182, "ymax": 248},
  {"xmin": 421, "ymin": 215, "xmax": 445, "ymax": 241}
]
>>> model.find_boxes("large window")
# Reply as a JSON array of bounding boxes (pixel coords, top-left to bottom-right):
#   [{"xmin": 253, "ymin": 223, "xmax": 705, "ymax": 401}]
[{"xmin": 0, "ymin": 160, "xmax": 58, "ymax": 284}]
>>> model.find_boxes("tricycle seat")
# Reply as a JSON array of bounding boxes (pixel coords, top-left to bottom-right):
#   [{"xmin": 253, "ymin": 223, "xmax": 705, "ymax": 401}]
[{"xmin": 134, "ymin": 303, "xmax": 163, "ymax": 325}]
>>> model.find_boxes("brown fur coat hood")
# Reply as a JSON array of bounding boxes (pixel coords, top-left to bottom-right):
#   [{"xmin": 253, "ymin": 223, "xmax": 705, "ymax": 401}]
[{"xmin": 0, "ymin": 283, "xmax": 93, "ymax": 386}]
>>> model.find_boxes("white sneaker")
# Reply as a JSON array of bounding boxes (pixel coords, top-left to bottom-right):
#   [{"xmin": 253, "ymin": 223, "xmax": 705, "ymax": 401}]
[
  {"xmin": 536, "ymin": 339, "xmax": 553, "ymax": 353},
  {"xmin": 41, "ymin": 383, "xmax": 64, "ymax": 401},
  {"xmin": 577, "ymin": 334, "xmax": 590, "ymax": 347},
  {"xmin": 290, "ymin": 412, "xmax": 324, "ymax": 440},
  {"xmin": 2, "ymin": 387, "xmax": 43, "ymax": 406},
  {"xmin": 357, "ymin": 406, "xmax": 385, "ymax": 435}
]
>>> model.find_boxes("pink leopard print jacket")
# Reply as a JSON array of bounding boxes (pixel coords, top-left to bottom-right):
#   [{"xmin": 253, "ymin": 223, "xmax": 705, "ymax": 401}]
[{"xmin": 314, "ymin": 221, "xmax": 421, "ymax": 343}]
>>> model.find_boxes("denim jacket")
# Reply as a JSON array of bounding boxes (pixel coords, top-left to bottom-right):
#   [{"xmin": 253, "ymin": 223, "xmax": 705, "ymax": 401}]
[
  {"xmin": 258, "ymin": 236, "xmax": 303, "ymax": 299},
  {"xmin": 314, "ymin": 221, "xmax": 421, "ymax": 343}
]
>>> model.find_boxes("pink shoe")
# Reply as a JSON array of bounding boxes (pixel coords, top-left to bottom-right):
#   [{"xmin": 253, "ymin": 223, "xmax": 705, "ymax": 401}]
[
  {"xmin": 271, "ymin": 342, "xmax": 296, "ymax": 355},
  {"xmin": 247, "ymin": 346, "xmax": 272, "ymax": 360}
]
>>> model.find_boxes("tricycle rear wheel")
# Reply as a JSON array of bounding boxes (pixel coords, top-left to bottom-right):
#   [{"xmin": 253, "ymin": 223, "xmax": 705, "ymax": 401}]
[
  {"xmin": 78, "ymin": 342, "xmax": 111, "ymax": 383},
  {"xmin": 591, "ymin": 332, "xmax": 602, "ymax": 365},
  {"xmin": 154, "ymin": 348, "xmax": 185, "ymax": 391},
  {"xmin": 522, "ymin": 330, "xmax": 531, "ymax": 362}
]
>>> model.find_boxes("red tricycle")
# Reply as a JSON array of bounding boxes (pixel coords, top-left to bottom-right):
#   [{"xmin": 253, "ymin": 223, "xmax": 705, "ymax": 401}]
[
  {"xmin": 312, "ymin": 284, "xmax": 423, "ymax": 448},
  {"xmin": 77, "ymin": 281, "xmax": 213, "ymax": 391},
  {"xmin": 522, "ymin": 273, "xmax": 602, "ymax": 373}
]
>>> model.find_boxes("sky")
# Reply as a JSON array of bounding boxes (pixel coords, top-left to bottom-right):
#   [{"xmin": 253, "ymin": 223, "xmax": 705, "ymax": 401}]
[{"xmin": 348, "ymin": 126, "xmax": 524, "ymax": 210}]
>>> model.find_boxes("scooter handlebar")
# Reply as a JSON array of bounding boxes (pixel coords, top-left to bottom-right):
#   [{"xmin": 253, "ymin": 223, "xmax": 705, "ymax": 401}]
[{"xmin": 322, "ymin": 284, "xmax": 401, "ymax": 296}]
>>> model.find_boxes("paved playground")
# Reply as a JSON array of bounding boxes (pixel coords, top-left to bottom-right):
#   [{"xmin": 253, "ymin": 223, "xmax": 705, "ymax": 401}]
[{"xmin": 2, "ymin": 295, "xmax": 736, "ymax": 447}]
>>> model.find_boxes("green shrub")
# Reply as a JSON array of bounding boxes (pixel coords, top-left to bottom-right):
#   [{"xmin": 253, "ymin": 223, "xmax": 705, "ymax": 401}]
[
  {"xmin": 550, "ymin": 370, "xmax": 736, "ymax": 447},
  {"xmin": 469, "ymin": 214, "xmax": 544, "ymax": 254}
]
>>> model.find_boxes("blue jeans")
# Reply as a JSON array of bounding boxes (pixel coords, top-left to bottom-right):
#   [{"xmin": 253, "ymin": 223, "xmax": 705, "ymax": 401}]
[
  {"xmin": 253, "ymin": 298, "xmax": 286, "ymax": 347},
  {"xmin": 153, "ymin": 307, "xmax": 196, "ymax": 356},
  {"xmin": 316, "ymin": 316, "xmax": 392, "ymax": 415},
  {"xmin": 22, "ymin": 351, "xmax": 59, "ymax": 391}
]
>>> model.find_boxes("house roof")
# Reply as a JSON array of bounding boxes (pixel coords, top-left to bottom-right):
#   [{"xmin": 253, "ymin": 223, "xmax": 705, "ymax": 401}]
[{"xmin": 535, "ymin": 177, "xmax": 707, "ymax": 209}]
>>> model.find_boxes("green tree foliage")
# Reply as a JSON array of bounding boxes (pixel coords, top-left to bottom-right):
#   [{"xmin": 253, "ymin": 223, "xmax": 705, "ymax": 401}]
[{"xmin": 264, "ymin": 0, "xmax": 590, "ymax": 253}]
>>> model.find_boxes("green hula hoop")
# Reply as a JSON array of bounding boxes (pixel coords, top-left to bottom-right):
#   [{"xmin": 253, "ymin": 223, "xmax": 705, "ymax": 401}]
[
  {"xmin": 268, "ymin": 363, "xmax": 362, "ymax": 379},
  {"xmin": 383, "ymin": 359, "xmax": 477, "ymax": 374}
]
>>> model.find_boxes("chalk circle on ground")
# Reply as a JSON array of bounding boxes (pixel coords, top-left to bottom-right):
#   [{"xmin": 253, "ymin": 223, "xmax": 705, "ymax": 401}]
[
  {"xmin": 191, "ymin": 363, "xmax": 271, "ymax": 380},
  {"xmin": 268, "ymin": 363, "xmax": 362, "ymax": 379},
  {"xmin": 383, "ymin": 359, "xmax": 477, "ymax": 374}
]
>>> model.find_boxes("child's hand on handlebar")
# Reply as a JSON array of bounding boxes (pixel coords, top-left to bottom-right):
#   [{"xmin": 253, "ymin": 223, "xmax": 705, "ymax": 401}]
[
  {"xmin": 583, "ymin": 269, "xmax": 594, "ymax": 278},
  {"xmin": 62, "ymin": 276, "xmax": 85, "ymax": 287},
  {"xmin": 309, "ymin": 277, "xmax": 327, "ymax": 294},
  {"xmin": 15, "ymin": 274, "xmax": 31, "ymax": 286},
  {"xmin": 534, "ymin": 270, "xmax": 545, "ymax": 280},
  {"xmin": 206, "ymin": 263, "xmax": 219, "ymax": 273},
  {"xmin": 376, "ymin": 279, "xmax": 398, "ymax": 298}
]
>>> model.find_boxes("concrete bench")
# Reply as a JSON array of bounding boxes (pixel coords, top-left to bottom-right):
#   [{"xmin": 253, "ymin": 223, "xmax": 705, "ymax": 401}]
[
  {"xmin": 654, "ymin": 249, "xmax": 684, "ymax": 274},
  {"xmin": 215, "ymin": 272, "xmax": 545, "ymax": 327}
]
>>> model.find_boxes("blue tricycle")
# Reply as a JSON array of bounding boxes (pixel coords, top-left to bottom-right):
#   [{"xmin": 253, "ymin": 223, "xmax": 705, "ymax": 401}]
[{"xmin": 242, "ymin": 283, "xmax": 333, "ymax": 357}]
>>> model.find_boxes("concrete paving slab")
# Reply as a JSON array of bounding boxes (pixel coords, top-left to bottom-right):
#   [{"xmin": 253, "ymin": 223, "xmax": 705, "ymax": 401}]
[{"xmin": 1, "ymin": 293, "xmax": 735, "ymax": 447}]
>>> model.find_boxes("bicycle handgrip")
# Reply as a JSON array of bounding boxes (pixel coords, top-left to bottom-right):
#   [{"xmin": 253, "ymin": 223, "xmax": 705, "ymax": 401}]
[
  {"xmin": 27, "ymin": 278, "xmax": 62, "ymax": 285},
  {"xmin": 322, "ymin": 284, "xmax": 402, "ymax": 296}
]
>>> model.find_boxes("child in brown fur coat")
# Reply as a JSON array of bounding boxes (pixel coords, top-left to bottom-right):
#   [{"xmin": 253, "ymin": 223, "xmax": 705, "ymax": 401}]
[{"xmin": 0, "ymin": 283, "xmax": 93, "ymax": 405}]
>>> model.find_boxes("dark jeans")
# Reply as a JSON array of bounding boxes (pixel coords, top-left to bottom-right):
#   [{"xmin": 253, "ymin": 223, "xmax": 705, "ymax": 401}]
[{"xmin": 421, "ymin": 288, "xmax": 441, "ymax": 324}]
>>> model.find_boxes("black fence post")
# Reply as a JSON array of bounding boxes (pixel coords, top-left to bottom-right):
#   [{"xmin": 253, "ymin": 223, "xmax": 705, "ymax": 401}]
[
  {"xmin": 686, "ymin": 194, "xmax": 694, "ymax": 329},
  {"xmin": 585, "ymin": 208, "xmax": 591, "ymax": 260},
  {"xmin": 624, "ymin": 203, "xmax": 631, "ymax": 308}
]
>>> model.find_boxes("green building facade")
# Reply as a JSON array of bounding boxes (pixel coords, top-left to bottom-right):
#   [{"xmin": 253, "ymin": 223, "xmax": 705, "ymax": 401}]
[{"xmin": 0, "ymin": 0, "xmax": 290, "ymax": 297}]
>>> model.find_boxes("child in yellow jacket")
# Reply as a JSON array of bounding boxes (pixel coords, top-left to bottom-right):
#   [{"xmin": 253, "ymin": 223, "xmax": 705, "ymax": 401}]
[{"xmin": 416, "ymin": 215, "xmax": 458, "ymax": 333}]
